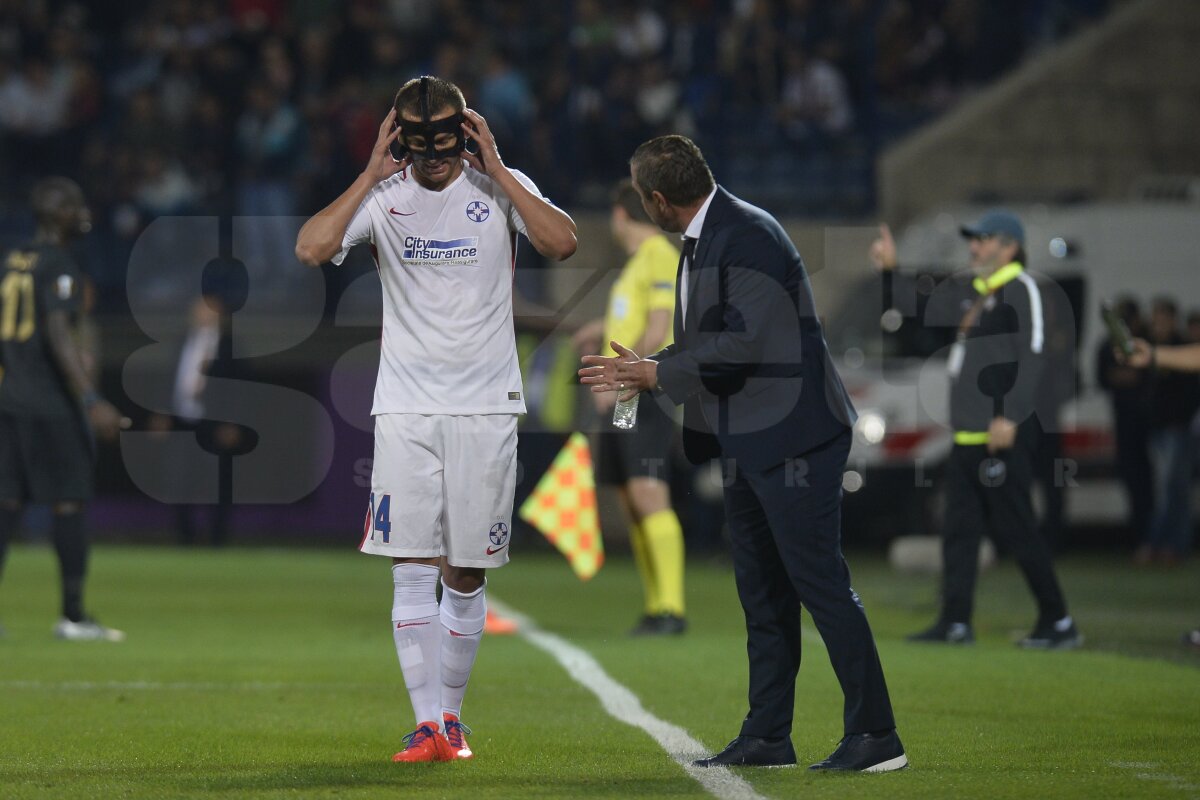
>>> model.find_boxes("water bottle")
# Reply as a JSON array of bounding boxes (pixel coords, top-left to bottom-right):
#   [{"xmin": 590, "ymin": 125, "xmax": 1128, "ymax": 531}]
[{"xmin": 612, "ymin": 392, "xmax": 639, "ymax": 430}]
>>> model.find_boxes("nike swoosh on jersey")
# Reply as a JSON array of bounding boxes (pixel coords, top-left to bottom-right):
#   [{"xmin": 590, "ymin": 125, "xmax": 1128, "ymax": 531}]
[
  {"xmin": 395, "ymin": 621, "xmax": 430, "ymax": 629},
  {"xmin": 389, "ymin": 207, "xmax": 416, "ymax": 216},
  {"xmin": 485, "ymin": 543, "xmax": 509, "ymax": 555}
]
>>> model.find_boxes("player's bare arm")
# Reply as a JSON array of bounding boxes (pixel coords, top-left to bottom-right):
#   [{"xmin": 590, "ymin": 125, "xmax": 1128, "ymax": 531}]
[
  {"xmin": 295, "ymin": 109, "xmax": 408, "ymax": 267},
  {"xmin": 460, "ymin": 108, "xmax": 577, "ymax": 261},
  {"xmin": 44, "ymin": 310, "xmax": 125, "ymax": 439}
]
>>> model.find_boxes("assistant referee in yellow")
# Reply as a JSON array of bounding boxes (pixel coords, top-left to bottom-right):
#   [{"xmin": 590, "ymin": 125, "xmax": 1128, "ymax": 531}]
[{"xmin": 574, "ymin": 178, "xmax": 687, "ymax": 636}]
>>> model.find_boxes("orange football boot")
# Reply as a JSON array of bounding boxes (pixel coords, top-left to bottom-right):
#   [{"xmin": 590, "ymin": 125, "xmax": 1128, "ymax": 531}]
[
  {"xmin": 483, "ymin": 609, "xmax": 517, "ymax": 635},
  {"xmin": 392, "ymin": 722, "xmax": 453, "ymax": 763},
  {"xmin": 443, "ymin": 712, "xmax": 474, "ymax": 760}
]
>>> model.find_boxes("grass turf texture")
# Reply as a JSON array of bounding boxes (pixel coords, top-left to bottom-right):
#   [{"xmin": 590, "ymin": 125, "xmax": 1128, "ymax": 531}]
[{"xmin": 0, "ymin": 546, "xmax": 1197, "ymax": 799}]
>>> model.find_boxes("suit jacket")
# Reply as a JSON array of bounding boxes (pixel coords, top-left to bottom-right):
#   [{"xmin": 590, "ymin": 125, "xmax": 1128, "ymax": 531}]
[{"xmin": 651, "ymin": 187, "xmax": 856, "ymax": 472}]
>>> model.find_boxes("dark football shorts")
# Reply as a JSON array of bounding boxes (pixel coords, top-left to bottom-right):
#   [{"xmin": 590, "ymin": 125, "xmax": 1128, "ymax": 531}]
[
  {"xmin": 0, "ymin": 411, "xmax": 94, "ymax": 503},
  {"xmin": 594, "ymin": 393, "xmax": 676, "ymax": 487}
]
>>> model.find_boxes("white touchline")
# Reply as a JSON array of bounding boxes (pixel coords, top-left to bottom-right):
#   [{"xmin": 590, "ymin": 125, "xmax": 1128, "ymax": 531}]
[
  {"xmin": 489, "ymin": 598, "xmax": 769, "ymax": 800},
  {"xmin": 1110, "ymin": 762, "xmax": 1199, "ymax": 793}
]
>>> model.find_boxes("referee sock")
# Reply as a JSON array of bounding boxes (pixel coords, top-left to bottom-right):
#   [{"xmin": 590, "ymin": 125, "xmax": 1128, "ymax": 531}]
[
  {"xmin": 51, "ymin": 511, "xmax": 88, "ymax": 623},
  {"xmin": 628, "ymin": 520, "xmax": 660, "ymax": 615},
  {"xmin": 439, "ymin": 580, "xmax": 486, "ymax": 720},
  {"xmin": 642, "ymin": 509, "xmax": 685, "ymax": 617},
  {"xmin": 391, "ymin": 563, "xmax": 443, "ymax": 728},
  {"xmin": 0, "ymin": 505, "xmax": 21, "ymax": 583}
]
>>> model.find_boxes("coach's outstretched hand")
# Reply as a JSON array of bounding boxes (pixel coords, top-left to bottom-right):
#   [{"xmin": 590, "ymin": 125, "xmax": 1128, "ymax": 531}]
[
  {"xmin": 365, "ymin": 108, "xmax": 408, "ymax": 184},
  {"xmin": 88, "ymin": 399, "xmax": 130, "ymax": 441},
  {"xmin": 461, "ymin": 108, "xmax": 503, "ymax": 177}
]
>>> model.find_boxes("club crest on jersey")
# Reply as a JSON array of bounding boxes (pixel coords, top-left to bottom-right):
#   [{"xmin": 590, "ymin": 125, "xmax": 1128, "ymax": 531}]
[
  {"xmin": 489, "ymin": 522, "xmax": 509, "ymax": 546},
  {"xmin": 402, "ymin": 235, "xmax": 480, "ymax": 266},
  {"xmin": 466, "ymin": 200, "xmax": 490, "ymax": 222}
]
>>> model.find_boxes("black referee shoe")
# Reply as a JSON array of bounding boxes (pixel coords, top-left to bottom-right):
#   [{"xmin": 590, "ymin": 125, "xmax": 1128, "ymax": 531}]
[
  {"xmin": 629, "ymin": 613, "xmax": 687, "ymax": 637},
  {"xmin": 809, "ymin": 731, "xmax": 908, "ymax": 772}
]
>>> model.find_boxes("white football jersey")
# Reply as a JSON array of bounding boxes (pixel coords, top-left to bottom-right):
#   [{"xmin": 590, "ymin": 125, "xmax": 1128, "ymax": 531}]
[{"xmin": 334, "ymin": 164, "xmax": 548, "ymax": 416}]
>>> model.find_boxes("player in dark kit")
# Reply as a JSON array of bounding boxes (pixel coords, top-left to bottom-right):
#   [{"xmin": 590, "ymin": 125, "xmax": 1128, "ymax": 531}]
[{"xmin": 0, "ymin": 177, "xmax": 126, "ymax": 641}]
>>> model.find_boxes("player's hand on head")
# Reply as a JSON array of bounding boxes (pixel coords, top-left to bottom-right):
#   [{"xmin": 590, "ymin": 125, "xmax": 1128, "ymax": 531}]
[
  {"xmin": 365, "ymin": 108, "xmax": 408, "ymax": 183},
  {"xmin": 460, "ymin": 108, "xmax": 502, "ymax": 176}
]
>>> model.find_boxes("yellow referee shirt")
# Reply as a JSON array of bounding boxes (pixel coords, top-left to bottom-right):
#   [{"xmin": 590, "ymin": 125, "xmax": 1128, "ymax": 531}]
[{"xmin": 602, "ymin": 234, "xmax": 679, "ymax": 358}]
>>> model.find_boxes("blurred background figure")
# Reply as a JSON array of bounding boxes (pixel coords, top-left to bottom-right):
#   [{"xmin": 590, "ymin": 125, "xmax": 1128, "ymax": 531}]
[
  {"xmin": 1122, "ymin": 335, "xmax": 1200, "ymax": 645},
  {"xmin": 148, "ymin": 293, "xmax": 244, "ymax": 547},
  {"xmin": 0, "ymin": 178, "xmax": 125, "ymax": 641},
  {"xmin": 1096, "ymin": 296, "xmax": 1153, "ymax": 549},
  {"xmin": 574, "ymin": 178, "xmax": 685, "ymax": 636},
  {"xmin": 1137, "ymin": 298, "xmax": 1199, "ymax": 565}
]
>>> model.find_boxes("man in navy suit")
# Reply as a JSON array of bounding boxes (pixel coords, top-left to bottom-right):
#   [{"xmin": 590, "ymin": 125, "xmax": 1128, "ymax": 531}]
[{"xmin": 580, "ymin": 135, "xmax": 905, "ymax": 772}]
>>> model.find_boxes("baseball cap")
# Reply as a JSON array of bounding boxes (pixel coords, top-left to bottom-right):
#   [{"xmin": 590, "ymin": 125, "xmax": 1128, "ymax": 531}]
[{"xmin": 960, "ymin": 209, "xmax": 1025, "ymax": 245}]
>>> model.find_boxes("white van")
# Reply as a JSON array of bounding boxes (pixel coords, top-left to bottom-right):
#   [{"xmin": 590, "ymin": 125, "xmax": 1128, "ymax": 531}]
[{"xmin": 827, "ymin": 202, "xmax": 1200, "ymax": 541}]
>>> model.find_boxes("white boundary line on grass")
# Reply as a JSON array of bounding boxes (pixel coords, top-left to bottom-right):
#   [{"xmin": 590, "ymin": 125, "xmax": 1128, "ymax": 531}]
[
  {"xmin": 489, "ymin": 598, "xmax": 769, "ymax": 800},
  {"xmin": 1111, "ymin": 762, "xmax": 1200, "ymax": 794}
]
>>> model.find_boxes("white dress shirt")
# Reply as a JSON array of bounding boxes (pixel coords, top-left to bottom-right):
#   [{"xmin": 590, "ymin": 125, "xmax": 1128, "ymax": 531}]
[{"xmin": 679, "ymin": 186, "xmax": 717, "ymax": 328}]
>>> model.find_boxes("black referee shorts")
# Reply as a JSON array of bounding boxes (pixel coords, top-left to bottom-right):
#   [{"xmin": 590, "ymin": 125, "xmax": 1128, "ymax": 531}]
[
  {"xmin": 594, "ymin": 393, "xmax": 676, "ymax": 487},
  {"xmin": 0, "ymin": 410, "xmax": 94, "ymax": 503}
]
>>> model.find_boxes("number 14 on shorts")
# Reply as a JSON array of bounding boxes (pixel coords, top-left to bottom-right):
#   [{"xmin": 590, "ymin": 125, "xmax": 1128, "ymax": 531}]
[{"xmin": 365, "ymin": 493, "xmax": 392, "ymax": 543}]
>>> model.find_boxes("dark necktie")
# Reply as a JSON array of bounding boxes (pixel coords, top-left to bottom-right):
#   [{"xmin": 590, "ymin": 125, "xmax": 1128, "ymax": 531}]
[{"xmin": 679, "ymin": 236, "xmax": 696, "ymax": 329}]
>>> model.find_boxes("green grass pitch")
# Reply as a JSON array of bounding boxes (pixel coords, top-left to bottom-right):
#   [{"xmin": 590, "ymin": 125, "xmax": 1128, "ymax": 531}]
[{"xmin": 1, "ymin": 544, "xmax": 1198, "ymax": 799}]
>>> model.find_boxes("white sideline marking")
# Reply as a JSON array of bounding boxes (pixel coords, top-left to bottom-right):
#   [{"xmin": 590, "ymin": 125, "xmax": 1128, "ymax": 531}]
[
  {"xmin": 490, "ymin": 598, "xmax": 768, "ymax": 800},
  {"xmin": 1111, "ymin": 762, "xmax": 1199, "ymax": 794}
]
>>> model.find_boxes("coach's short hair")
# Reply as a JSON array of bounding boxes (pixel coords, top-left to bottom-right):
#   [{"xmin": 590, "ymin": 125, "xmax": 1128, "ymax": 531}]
[
  {"xmin": 630, "ymin": 135, "xmax": 714, "ymax": 206},
  {"xmin": 611, "ymin": 178, "xmax": 652, "ymax": 224},
  {"xmin": 394, "ymin": 75, "xmax": 465, "ymax": 118}
]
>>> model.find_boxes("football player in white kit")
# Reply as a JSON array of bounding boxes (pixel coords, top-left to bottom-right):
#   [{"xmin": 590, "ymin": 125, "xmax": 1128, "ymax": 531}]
[{"xmin": 296, "ymin": 76, "xmax": 577, "ymax": 763}]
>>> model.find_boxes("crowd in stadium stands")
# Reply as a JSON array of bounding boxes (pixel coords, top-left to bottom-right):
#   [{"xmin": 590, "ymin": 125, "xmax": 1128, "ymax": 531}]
[{"xmin": 0, "ymin": 0, "xmax": 1108, "ymax": 305}]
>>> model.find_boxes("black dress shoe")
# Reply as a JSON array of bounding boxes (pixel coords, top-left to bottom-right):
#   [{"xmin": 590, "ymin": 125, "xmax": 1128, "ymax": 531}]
[
  {"xmin": 808, "ymin": 730, "xmax": 908, "ymax": 772},
  {"xmin": 693, "ymin": 735, "xmax": 796, "ymax": 768}
]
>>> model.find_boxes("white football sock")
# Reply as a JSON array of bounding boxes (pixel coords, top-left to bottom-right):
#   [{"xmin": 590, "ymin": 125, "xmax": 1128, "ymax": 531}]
[
  {"xmin": 391, "ymin": 563, "xmax": 443, "ymax": 728},
  {"xmin": 439, "ymin": 580, "xmax": 486, "ymax": 719}
]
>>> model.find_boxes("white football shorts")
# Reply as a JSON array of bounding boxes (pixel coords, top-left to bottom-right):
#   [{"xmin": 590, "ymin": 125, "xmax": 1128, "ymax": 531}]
[{"xmin": 360, "ymin": 413, "xmax": 517, "ymax": 568}]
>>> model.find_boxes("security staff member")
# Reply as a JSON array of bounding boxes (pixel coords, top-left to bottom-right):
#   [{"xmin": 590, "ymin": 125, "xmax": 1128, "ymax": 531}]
[{"xmin": 872, "ymin": 211, "xmax": 1081, "ymax": 649}]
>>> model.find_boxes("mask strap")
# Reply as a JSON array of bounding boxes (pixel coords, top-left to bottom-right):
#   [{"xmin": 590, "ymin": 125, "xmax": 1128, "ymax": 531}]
[{"xmin": 419, "ymin": 76, "xmax": 430, "ymax": 124}]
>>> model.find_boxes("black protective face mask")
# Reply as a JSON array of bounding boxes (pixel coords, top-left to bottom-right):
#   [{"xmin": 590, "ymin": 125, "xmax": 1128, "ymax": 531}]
[
  {"xmin": 389, "ymin": 76, "xmax": 470, "ymax": 163},
  {"xmin": 391, "ymin": 113, "xmax": 467, "ymax": 162}
]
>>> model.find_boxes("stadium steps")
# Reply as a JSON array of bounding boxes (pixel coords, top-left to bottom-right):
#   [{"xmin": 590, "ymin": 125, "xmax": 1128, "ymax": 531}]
[{"xmin": 879, "ymin": 0, "xmax": 1200, "ymax": 224}]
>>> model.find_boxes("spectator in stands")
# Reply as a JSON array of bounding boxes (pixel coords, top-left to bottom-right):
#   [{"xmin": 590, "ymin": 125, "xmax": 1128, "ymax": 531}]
[
  {"xmin": 777, "ymin": 45, "xmax": 854, "ymax": 149},
  {"xmin": 477, "ymin": 49, "xmax": 537, "ymax": 165},
  {"xmin": 235, "ymin": 81, "xmax": 302, "ymax": 277}
]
